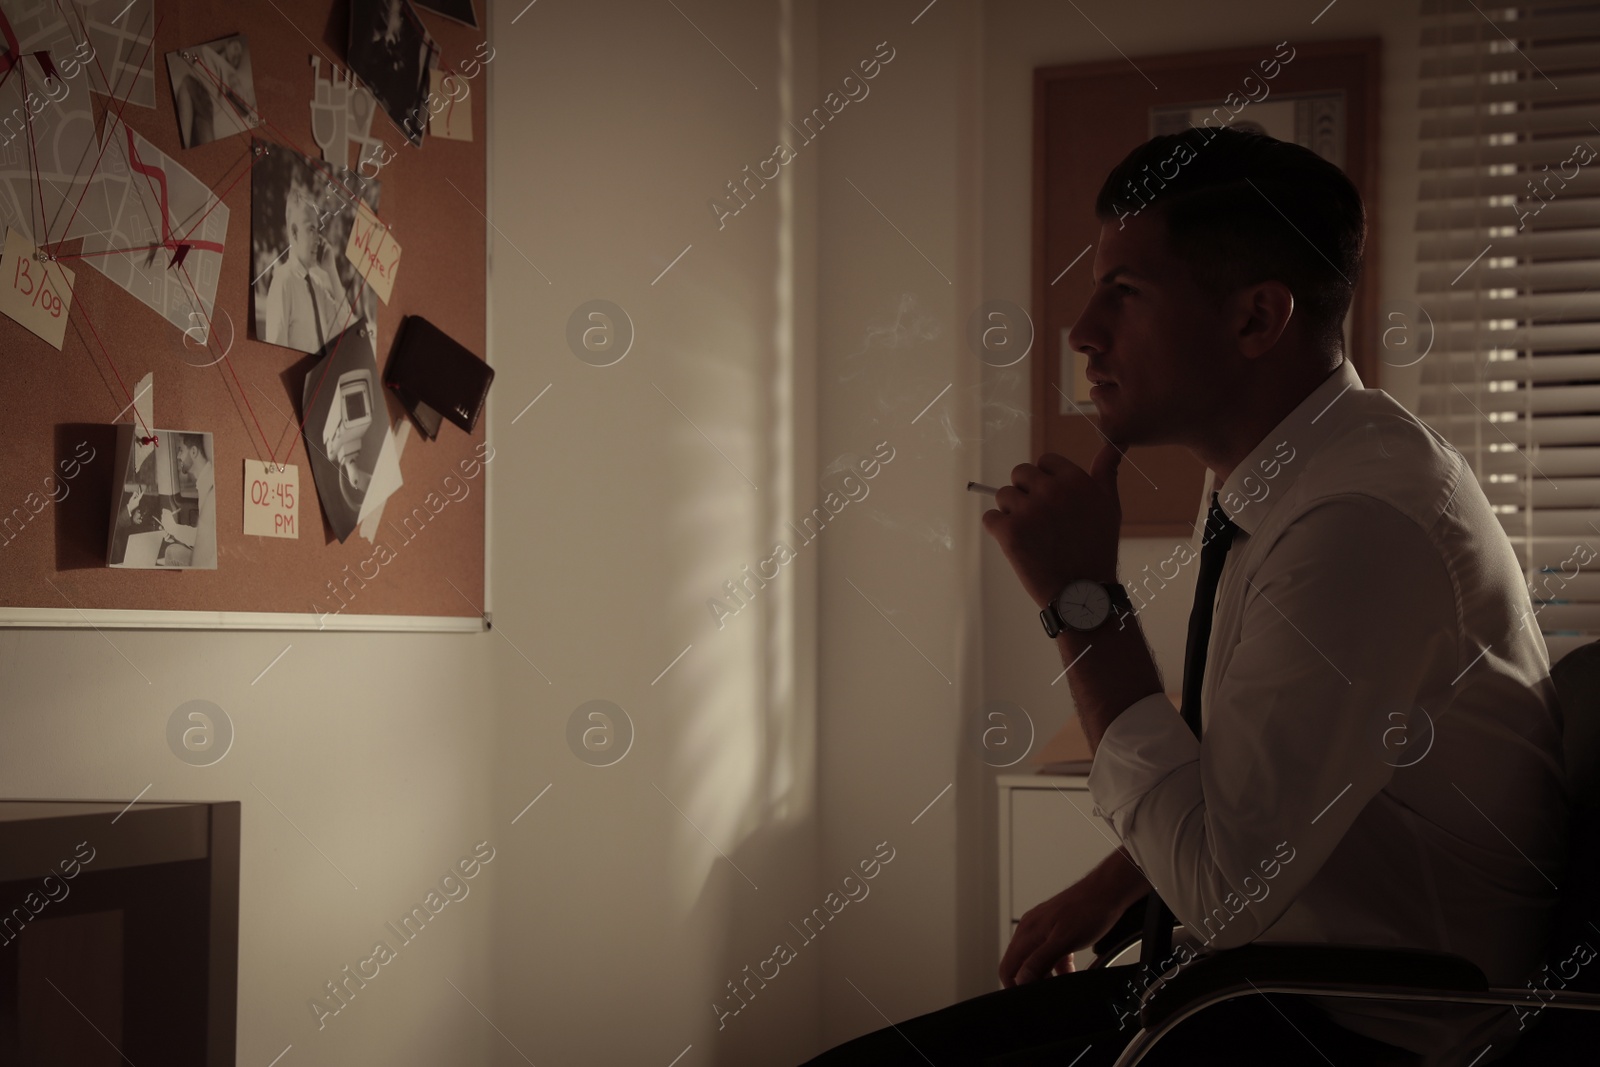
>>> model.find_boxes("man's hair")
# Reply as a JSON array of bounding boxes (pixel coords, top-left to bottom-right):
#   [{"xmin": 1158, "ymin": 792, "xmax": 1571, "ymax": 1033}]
[
  {"xmin": 1093, "ymin": 128, "xmax": 1365, "ymax": 354},
  {"xmin": 285, "ymin": 188, "xmax": 318, "ymax": 237}
]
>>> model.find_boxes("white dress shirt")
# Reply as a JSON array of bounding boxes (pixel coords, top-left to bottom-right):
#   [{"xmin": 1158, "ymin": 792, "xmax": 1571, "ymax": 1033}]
[
  {"xmin": 264, "ymin": 253, "xmax": 341, "ymax": 352},
  {"xmin": 1088, "ymin": 357, "xmax": 1569, "ymax": 1064}
]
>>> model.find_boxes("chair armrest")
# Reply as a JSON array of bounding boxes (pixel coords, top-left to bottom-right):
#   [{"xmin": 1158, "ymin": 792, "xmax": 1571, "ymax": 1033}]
[
  {"xmin": 1140, "ymin": 943, "xmax": 1489, "ymax": 1031},
  {"xmin": 1090, "ymin": 897, "xmax": 1153, "ymax": 966}
]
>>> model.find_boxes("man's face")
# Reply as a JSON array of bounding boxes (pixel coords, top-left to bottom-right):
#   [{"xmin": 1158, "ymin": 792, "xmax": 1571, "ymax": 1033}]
[
  {"xmin": 1065, "ymin": 212, "xmax": 1235, "ymax": 449},
  {"xmin": 178, "ymin": 444, "xmax": 196, "ymax": 475},
  {"xmin": 288, "ymin": 205, "xmax": 319, "ymax": 267}
]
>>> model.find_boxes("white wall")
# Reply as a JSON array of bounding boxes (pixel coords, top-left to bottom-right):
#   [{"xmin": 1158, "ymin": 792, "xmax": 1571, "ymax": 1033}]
[
  {"xmin": 484, "ymin": 0, "xmax": 826, "ymax": 1063},
  {"xmin": 810, "ymin": 0, "xmax": 987, "ymax": 1048},
  {"xmin": 485, "ymin": 0, "xmax": 989, "ymax": 1058},
  {"xmin": 0, "ymin": 629, "xmax": 500, "ymax": 1064}
]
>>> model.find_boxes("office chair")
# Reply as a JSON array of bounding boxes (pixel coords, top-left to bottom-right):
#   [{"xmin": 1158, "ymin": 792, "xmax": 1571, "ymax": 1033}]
[{"xmin": 1083, "ymin": 638, "xmax": 1600, "ymax": 1066}]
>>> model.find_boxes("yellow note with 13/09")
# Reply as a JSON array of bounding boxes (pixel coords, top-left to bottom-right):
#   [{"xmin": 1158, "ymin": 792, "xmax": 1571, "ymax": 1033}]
[{"xmin": 0, "ymin": 228, "xmax": 75, "ymax": 350}]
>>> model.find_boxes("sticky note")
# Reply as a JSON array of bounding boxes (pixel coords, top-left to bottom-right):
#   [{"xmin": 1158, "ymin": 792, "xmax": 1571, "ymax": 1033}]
[
  {"xmin": 429, "ymin": 69, "xmax": 473, "ymax": 141},
  {"xmin": 0, "ymin": 228, "xmax": 75, "ymax": 349},
  {"xmin": 244, "ymin": 459, "xmax": 300, "ymax": 538},
  {"xmin": 343, "ymin": 201, "xmax": 401, "ymax": 304}
]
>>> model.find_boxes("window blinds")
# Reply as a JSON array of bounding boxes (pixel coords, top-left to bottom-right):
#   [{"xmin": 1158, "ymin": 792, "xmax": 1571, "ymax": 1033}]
[{"xmin": 1417, "ymin": 0, "xmax": 1600, "ymax": 664}]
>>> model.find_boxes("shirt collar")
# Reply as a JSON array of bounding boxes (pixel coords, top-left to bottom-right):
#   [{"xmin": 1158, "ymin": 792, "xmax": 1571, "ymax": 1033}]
[{"xmin": 1213, "ymin": 357, "xmax": 1364, "ymax": 537}]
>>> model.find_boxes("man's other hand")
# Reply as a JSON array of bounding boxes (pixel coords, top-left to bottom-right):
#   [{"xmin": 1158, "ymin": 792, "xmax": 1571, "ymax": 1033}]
[{"xmin": 998, "ymin": 849, "xmax": 1151, "ymax": 987}]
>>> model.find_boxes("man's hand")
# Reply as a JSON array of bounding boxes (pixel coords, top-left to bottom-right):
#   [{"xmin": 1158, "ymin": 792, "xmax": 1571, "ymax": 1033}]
[
  {"xmin": 982, "ymin": 442, "xmax": 1126, "ymax": 609},
  {"xmin": 998, "ymin": 850, "xmax": 1151, "ymax": 987}
]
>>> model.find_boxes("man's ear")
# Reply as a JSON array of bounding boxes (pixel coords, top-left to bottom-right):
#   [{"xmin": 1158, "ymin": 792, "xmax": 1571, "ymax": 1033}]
[{"xmin": 1235, "ymin": 280, "xmax": 1294, "ymax": 360}]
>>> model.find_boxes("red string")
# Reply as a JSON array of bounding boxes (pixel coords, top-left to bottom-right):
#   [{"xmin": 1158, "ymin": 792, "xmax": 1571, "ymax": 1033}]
[
  {"xmin": 53, "ymin": 143, "xmax": 250, "ymax": 263},
  {"xmin": 49, "ymin": 260, "xmax": 157, "ymax": 444},
  {"xmin": 175, "ymin": 141, "xmax": 256, "ymax": 244},
  {"xmin": 25, "ymin": 2, "xmax": 164, "ymax": 445},
  {"xmin": 19, "ymin": 65, "xmax": 52, "ymax": 248},
  {"xmin": 57, "ymin": 2, "xmax": 183, "ymax": 280},
  {"xmin": 45, "ymin": 1, "xmax": 166, "ymax": 248},
  {"xmin": 176, "ymin": 258, "xmax": 278, "ymax": 468},
  {"xmin": 177, "ymin": 52, "xmax": 397, "ymax": 469},
  {"xmin": 0, "ymin": 9, "xmax": 19, "ymax": 66},
  {"xmin": 36, "ymin": 1, "xmax": 261, "ymax": 459},
  {"xmin": 122, "ymin": 124, "xmax": 226, "ymax": 254},
  {"xmin": 60, "ymin": 0, "xmax": 278, "ymax": 465},
  {"xmin": 183, "ymin": 48, "xmax": 391, "ymax": 225},
  {"xmin": 55, "ymin": 244, "xmax": 174, "ymax": 262},
  {"xmin": 25, "ymin": 1, "xmax": 392, "ymax": 475}
]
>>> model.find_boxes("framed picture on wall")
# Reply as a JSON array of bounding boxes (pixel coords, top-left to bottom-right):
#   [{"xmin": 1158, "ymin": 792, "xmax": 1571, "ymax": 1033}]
[{"xmin": 1148, "ymin": 91, "xmax": 1346, "ymax": 166}]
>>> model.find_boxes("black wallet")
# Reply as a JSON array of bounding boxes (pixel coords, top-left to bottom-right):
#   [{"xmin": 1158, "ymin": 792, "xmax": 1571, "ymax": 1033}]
[{"xmin": 383, "ymin": 316, "xmax": 494, "ymax": 439}]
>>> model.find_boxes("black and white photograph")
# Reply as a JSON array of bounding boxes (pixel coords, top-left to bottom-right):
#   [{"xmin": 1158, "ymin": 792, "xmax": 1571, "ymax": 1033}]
[
  {"xmin": 301, "ymin": 324, "xmax": 393, "ymax": 543},
  {"xmin": 348, "ymin": 0, "xmax": 439, "ymax": 146},
  {"xmin": 414, "ymin": 0, "xmax": 477, "ymax": 28},
  {"xmin": 250, "ymin": 139, "xmax": 382, "ymax": 356},
  {"xmin": 165, "ymin": 33, "xmax": 259, "ymax": 149},
  {"xmin": 106, "ymin": 424, "xmax": 217, "ymax": 569}
]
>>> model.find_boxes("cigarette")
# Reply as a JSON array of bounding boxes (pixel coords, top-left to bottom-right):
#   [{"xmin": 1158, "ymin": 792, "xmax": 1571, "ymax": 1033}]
[{"xmin": 967, "ymin": 481, "xmax": 1000, "ymax": 496}]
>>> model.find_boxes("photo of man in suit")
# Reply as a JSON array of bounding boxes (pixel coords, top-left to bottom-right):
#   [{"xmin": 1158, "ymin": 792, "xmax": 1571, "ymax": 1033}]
[
  {"xmin": 158, "ymin": 433, "xmax": 216, "ymax": 569},
  {"xmin": 250, "ymin": 141, "xmax": 381, "ymax": 356},
  {"xmin": 264, "ymin": 190, "xmax": 345, "ymax": 352}
]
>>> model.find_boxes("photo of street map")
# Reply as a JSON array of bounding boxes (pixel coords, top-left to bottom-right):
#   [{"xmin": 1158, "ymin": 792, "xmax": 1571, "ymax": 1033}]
[
  {"xmin": 0, "ymin": 0, "xmax": 100, "ymax": 246},
  {"xmin": 75, "ymin": 113, "xmax": 230, "ymax": 339},
  {"xmin": 77, "ymin": 0, "xmax": 157, "ymax": 110}
]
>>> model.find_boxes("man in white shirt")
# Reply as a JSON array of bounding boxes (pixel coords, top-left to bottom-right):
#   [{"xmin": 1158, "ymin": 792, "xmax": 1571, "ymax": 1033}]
[
  {"xmin": 801, "ymin": 129, "xmax": 1569, "ymax": 1067},
  {"xmin": 264, "ymin": 190, "xmax": 343, "ymax": 353}
]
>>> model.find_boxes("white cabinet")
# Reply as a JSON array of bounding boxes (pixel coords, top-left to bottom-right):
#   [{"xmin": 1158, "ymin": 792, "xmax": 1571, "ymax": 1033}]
[{"xmin": 997, "ymin": 773, "xmax": 1118, "ymax": 969}]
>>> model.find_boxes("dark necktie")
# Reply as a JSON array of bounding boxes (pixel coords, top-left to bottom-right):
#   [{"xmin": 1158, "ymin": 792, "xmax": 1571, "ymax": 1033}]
[
  {"xmin": 1140, "ymin": 490, "xmax": 1240, "ymax": 968},
  {"xmin": 305, "ymin": 273, "xmax": 326, "ymax": 349}
]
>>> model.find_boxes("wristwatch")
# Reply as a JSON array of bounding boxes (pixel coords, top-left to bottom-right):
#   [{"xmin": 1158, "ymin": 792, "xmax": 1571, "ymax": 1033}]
[{"xmin": 1040, "ymin": 579, "xmax": 1132, "ymax": 637}]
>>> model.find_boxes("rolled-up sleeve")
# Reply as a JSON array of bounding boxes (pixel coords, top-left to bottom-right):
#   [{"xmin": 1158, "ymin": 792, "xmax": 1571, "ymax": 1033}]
[
  {"xmin": 1087, "ymin": 691, "xmax": 1195, "ymax": 840},
  {"xmin": 1086, "ymin": 493, "xmax": 1459, "ymax": 949}
]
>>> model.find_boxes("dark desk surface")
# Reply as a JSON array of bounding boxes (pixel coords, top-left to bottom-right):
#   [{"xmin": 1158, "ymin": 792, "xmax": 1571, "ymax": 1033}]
[
  {"xmin": 0, "ymin": 797, "xmax": 241, "ymax": 1065},
  {"xmin": 0, "ymin": 800, "xmax": 221, "ymax": 882},
  {"xmin": 0, "ymin": 801, "xmax": 187, "ymax": 821}
]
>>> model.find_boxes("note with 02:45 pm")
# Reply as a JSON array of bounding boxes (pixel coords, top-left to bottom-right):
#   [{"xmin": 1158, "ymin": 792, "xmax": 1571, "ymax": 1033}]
[{"xmin": 244, "ymin": 459, "xmax": 299, "ymax": 539}]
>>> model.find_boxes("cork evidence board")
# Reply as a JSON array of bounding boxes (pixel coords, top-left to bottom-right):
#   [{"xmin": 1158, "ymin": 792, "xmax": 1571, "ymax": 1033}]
[{"xmin": 0, "ymin": 0, "xmax": 493, "ymax": 630}]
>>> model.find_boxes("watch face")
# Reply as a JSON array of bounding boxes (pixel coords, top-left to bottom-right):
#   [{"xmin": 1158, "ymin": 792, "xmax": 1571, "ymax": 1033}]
[{"xmin": 1057, "ymin": 580, "xmax": 1110, "ymax": 631}]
